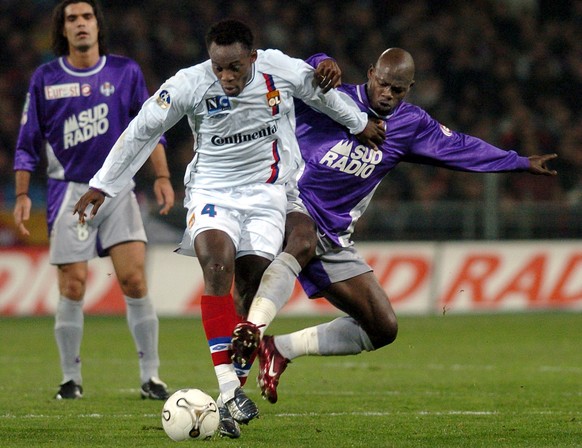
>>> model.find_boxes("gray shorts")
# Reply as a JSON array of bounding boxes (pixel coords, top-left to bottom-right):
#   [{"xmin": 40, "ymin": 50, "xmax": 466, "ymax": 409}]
[
  {"xmin": 49, "ymin": 182, "xmax": 147, "ymax": 265},
  {"xmin": 287, "ymin": 198, "xmax": 372, "ymax": 298}
]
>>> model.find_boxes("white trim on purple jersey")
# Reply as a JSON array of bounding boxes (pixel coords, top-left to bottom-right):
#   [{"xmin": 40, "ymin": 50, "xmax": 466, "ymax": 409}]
[{"xmin": 294, "ymin": 54, "xmax": 531, "ymax": 248}]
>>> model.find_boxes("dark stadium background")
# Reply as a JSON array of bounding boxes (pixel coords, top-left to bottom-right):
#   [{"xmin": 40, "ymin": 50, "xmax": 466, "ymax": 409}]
[{"xmin": 1, "ymin": 0, "xmax": 580, "ymax": 244}]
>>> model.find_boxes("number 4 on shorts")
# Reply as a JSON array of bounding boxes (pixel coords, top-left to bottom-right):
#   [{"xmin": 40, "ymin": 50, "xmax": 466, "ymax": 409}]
[{"xmin": 201, "ymin": 203, "xmax": 217, "ymax": 217}]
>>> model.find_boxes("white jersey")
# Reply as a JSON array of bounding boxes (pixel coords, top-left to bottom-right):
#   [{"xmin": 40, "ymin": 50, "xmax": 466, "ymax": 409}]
[{"xmin": 90, "ymin": 49, "xmax": 368, "ymax": 196}]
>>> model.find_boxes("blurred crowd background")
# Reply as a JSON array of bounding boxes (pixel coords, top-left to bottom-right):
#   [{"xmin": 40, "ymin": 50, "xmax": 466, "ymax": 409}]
[{"xmin": 0, "ymin": 0, "xmax": 580, "ymax": 245}]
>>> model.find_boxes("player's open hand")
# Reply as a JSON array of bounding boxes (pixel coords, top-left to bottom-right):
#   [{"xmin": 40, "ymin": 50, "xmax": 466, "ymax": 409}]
[
  {"xmin": 356, "ymin": 118, "xmax": 385, "ymax": 150},
  {"xmin": 73, "ymin": 188, "xmax": 106, "ymax": 224},
  {"xmin": 527, "ymin": 153, "xmax": 558, "ymax": 176},
  {"xmin": 154, "ymin": 177, "xmax": 175, "ymax": 215},
  {"xmin": 13, "ymin": 195, "xmax": 32, "ymax": 236},
  {"xmin": 314, "ymin": 59, "xmax": 342, "ymax": 93}
]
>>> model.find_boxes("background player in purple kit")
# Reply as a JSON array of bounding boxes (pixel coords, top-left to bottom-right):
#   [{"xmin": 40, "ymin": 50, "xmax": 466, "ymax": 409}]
[
  {"xmin": 231, "ymin": 48, "xmax": 558, "ymax": 404},
  {"xmin": 12, "ymin": 0, "xmax": 174, "ymax": 400}
]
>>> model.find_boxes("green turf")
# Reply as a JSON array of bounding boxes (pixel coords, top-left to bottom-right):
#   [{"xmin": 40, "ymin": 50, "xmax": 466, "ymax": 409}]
[{"xmin": 1, "ymin": 313, "xmax": 581, "ymax": 447}]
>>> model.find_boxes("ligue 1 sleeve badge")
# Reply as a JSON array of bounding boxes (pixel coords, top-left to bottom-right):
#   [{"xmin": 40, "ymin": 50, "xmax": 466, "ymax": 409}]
[{"xmin": 156, "ymin": 90, "xmax": 171, "ymax": 109}]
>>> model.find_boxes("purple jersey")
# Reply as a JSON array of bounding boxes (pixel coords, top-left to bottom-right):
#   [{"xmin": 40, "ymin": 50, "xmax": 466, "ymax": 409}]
[
  {"xmin": 14, "ymin": 55, "xmax": 159, "ymax": 182},
  {"xmin": 13, "ymin": 55, "xmax": 163, "ymax": 229},
  {"xmin": 294, "ymin": 54, "xmax": 531, "ymax": 247}
]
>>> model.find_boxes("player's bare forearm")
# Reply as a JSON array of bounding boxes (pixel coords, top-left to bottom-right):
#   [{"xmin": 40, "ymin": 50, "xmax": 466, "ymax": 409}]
[
  {"xmin": 14, "ymin": 170, "xmax": 32, "ymax": 236},
  {"xmin": 150, "ymin": 143, "xmax": 175, "ymax": 214},
  {"xmin": 154, "ymin": 177, "xmax": 175, "ymax": 215}
]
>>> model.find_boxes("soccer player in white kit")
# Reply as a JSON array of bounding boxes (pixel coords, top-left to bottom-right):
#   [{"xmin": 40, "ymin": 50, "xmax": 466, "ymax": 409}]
[
  {"xmin": 74, "ymin": 19, "xmax": 385, "ymax": 438},
  {"xmin": 13, "ymin": 0, "xmax": 175, "ymax": 402}
]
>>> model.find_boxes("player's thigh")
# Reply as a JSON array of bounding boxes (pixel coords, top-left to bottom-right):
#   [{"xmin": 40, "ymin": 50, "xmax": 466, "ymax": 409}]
[
  {"xmin": 324, "ymin": 272, "xmax": 398, "ymax": 346},
  {"xmin": 284, "ymin": 211, "xmax": 318, "ymax": 268},
  {"xmin": 49, "ymin": 183, "xmax": 101, "ymax": 265},
  {"xmin": 238, "ymin": 184, "xmax": 286, "ymax": 258},
  {"xmin": 98, "ymin": 190, "xmax": 147, "ymax": 253}
]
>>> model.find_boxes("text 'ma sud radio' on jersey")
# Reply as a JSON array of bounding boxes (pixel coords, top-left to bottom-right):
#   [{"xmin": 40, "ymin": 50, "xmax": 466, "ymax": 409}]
[{"xmin": 14, "ymin": 55, "xmax": 153, "ymax": 184}]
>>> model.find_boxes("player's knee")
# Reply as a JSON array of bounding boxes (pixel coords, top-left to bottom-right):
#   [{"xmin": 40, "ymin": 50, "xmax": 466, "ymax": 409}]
[
  {"xmin": 204, "ymin": 263, "xmax": 234, "ymax": 294},
  {"xmin": 61, "ymin": 281, "xmax": 85, "ymax": 301},
  {"xmin": 118, "ymin": 271, "xmax": 147, "ymax": 298},
  {"xmin": 370, "ymin": 316, "xmax": 398, "ymax": 349},
  {"xmin": 286, "ymin": 234, "xmax": 317, "ymax": 267}
]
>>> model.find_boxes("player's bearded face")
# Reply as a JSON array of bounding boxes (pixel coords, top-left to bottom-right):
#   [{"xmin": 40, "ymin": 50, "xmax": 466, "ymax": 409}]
[
  {"xmin": 63, "ymin": 3, "xmax": 99, "ymax": 53},
  {"xmin": 209, "ymin": 43, "xmax": 257, "ymax": 97}
]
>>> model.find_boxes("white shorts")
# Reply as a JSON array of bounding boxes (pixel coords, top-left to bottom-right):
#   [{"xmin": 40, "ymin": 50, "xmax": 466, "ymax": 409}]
[
  {"xmin": 176, "ymin": 183, "xmax": 286, "ymax": 260},
  {"xmin": 49, "ymin": 182, "xmax": 147, "ymax": 265}
]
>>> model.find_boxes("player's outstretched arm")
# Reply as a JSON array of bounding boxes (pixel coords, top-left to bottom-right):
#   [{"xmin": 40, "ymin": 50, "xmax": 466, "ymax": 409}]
[
  {"xmin": 527, "ymin": 153, "xmax": 558, "ymax": 176},
  {"xmin": 73, "ymin": 188, "xmax": 106, "ymax": 224}
]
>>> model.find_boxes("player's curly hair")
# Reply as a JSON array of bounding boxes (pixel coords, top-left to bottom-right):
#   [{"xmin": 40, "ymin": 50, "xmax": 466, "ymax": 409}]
[
  {"xmin": 205, "ymin": 19, "xmax": 254, "ymax": 51},
  {"xmin": 51, "ymin": 0, "xmax": 108, "ymax": 56}
]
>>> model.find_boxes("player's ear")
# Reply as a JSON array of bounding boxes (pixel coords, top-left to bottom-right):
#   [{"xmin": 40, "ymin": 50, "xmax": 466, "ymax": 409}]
[{"xmin": 249, "ymin": 49, "xmax": 258, "ymax": 63}]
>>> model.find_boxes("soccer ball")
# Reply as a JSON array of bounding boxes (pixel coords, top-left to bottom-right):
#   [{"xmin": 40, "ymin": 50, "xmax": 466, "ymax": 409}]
[{"xmin": 161, "ymin": 389, "xmax": 220, "ymax": 441}]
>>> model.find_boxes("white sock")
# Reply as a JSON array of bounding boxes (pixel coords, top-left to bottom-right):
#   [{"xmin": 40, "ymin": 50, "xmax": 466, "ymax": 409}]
[
  {"xmin": 275, "ymin": 326, "xmax": 319, "ymax": 360},
  {"xmin": 247, "ymin": 252, "xmax": 301, "ymax": 332},
  {"xmin": 275, "ymin": 317, "xmax": 374, "ymax": 360},
  {"xmin": 54, "ymin": 296, "xmax": 84, "ymax": 385},
  {"xmin": 215, "ymin": 364, "xmax": 240, "ymax": 402},
  {"xmin": 125, "ymin": 296, "xmax": 160, "ymax": 383}
]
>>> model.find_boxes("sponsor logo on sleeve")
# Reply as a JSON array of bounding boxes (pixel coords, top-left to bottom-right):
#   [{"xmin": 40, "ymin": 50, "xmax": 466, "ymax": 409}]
[
  {"xmin": 439, "ymin": 124, "xmax": 453, "ymax": 136},
  {"xmin": 44, "ymin": 83, "xmax": 81, "ymax": 100},
  {"xmin": 156, "ymin": 90, "xmax": 171, "ymax": 109}
]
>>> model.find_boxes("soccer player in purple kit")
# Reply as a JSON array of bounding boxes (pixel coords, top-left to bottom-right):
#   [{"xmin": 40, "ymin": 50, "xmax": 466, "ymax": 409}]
[
  {"xmin": 231, "ymin": 48, "xmax": 558, "ymax": 404},
  {"xmin": 12, "ymin": 0, "xmax": 174, "ymax": 401}
]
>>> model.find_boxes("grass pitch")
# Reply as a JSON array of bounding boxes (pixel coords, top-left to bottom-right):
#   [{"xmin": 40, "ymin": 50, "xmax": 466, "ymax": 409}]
[{"xmin": 1, "ymin": 313, "xmax": 580, "ymax": 447}]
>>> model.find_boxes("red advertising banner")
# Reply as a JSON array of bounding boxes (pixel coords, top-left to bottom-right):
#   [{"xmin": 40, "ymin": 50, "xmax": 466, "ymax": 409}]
[{"xmin": 1, "ymin": 242, "xmax": 580, "ymax": 316}]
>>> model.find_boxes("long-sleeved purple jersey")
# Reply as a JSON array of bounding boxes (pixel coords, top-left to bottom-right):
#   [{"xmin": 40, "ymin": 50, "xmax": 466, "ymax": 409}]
[
  {"xmin": 294, "ymin": 54, "xmax": 531, "ymax": 247},
  {"xmin": 13, "ymin": 55, "xmax": 160, "ymax": 182},
  {"xmin": 13, "ymin": 55, "xmax": 163, "ymax": 228}
]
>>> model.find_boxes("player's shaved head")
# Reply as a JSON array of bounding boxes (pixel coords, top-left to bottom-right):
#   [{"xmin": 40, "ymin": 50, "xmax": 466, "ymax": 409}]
[
  {"xmin": 366, "ymin": 48, "xmax": 415, "ymax": 116},
  {"xmin": 375, "ymin": 48, "xmax": 415, "ymax": 83}
]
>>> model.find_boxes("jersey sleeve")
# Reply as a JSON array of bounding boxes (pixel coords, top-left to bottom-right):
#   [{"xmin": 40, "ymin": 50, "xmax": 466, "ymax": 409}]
[
  {"xmin": 269, "ymin": 50, "xmax": 367, "ymax": 135},
  {"xmin": 13, "ymin": 69, "xmax": 44, "ymax": 173},
  {"xmin": 89, "ymin": 68, "xmax": 198, "ymax": 196},
  {"xmin": 404, "ymin": 108, "xmax": 530, "ymax": 172},
  {"xmin": 130, "ymin": 61, "xmax": 168, "ymax": 149}
]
